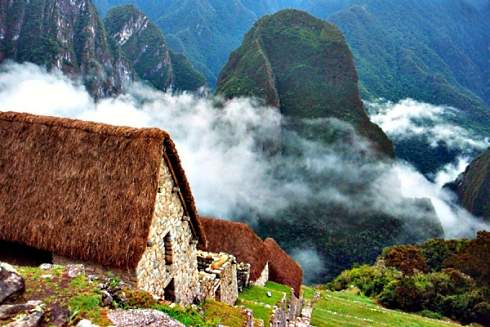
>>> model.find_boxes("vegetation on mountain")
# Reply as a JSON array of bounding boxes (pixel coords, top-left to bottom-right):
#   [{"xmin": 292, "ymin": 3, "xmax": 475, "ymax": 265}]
[
  {"xmin": 446, "ymin": 149, "xmax": 490, "ymax": 221},
  {"xmin": 104, "ymin": 5, "xmax": 205, "ymax": 92},
  {"xmin": 328, "ymin": 232, "xmax": 490, "ymax": 325},
  {"xmin": 217, "ymin": 9, "xmax": 394, "ymax": 156},
  {"xmin": 0, "ymin": 0, "xmax": 132, "ymax": 98},
  {"xmin": 328, "ymin": 0, "xmax": 490, "ymax": 130},
  {"xmin": 0, "ymin": 1, "xmax": 203, "ymax": 97}
]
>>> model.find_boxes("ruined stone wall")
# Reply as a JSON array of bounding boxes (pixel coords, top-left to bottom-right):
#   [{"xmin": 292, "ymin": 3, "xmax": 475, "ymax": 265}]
[
  {"xmin": 197, "ymin": 251, "xmax": 238, "ymax": 305},
  {"xmin": 237, "ymin": 262, "xmax": 251, "ymax": 292},
  {"xmin": 270, "ymin": 291, "xmax": 303, "ymax": 327},
  {"xmin": 253, "ymin": 262, "xmax": 269, "ymax": 287},
  {"xmin": 199, "ymin": 271, "xmax": 220, "ymax": 302},
  {"xmin": 136, "ymin": 159, "xmax": 200, "ymax": 305}
]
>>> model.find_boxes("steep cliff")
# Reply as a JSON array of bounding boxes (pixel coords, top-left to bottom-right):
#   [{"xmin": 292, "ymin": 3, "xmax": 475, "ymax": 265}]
[
  {"xmin": 104, "ymin": 5, "xmax": 205, "ymax": 92},
  {"xmin": 0, "ymin": 1, "xmax": 205, "ymax": 97},
  {"xmin": 217, "ymin": 9, "xmax": 394, "ymax": 156},
  {"xmin": 448, "ymin": 149, "xmax": 490, "ymax": 221},
  {"xmin": 0, "ymin": 0, "xmax": 133, "ymax": 98}
]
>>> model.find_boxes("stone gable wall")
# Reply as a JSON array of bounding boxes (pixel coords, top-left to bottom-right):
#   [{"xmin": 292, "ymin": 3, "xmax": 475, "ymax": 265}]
[
  {"xmin": 136, "ymin": 159, "xmax": 200, "ymax": 305},
  {"xmin": 253, "ymin": 262, "xmax": 269, "ymax": 287}
]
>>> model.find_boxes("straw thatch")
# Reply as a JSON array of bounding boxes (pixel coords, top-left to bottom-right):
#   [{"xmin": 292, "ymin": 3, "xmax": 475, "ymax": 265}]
[
  {"xmin": 198, "ymin": 217, "xmax": 268, "ymax": 281},
  {"xmin": 263, "ymin": 238, "xmax": 303, "ymax": 296},
  {"xmin": 0, "ymin": 111, "xmax": 205, "ymax": 270}
]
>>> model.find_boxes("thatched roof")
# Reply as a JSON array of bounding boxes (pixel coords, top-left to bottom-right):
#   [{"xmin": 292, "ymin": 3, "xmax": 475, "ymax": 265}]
[
  {"xmin": 198, "ymin": 217, "xmax": 268, "ymax": 281},
  {"xmin": 263, "ymin": 238, "xmax": 303, "ymax": 296},
  {"xmin": 0, "ymin": 111, "xmax": 206, "ymax": 270}
]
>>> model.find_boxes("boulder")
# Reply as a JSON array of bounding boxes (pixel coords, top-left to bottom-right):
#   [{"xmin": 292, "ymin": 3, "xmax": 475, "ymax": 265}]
[
  {"xmin": 0, "ymin": 263, "xmax": 25, "ymax": 304},
  {"xmin": 3, "ymin": 303, "xmax": 44, "ymax": 327},
  {"xmin": 0, "ymin": 301, "xmax": 42, "ymax": 320},
  {"xmin": 108, "ymin": 309, "xmax": 184, "ymax": 327}
]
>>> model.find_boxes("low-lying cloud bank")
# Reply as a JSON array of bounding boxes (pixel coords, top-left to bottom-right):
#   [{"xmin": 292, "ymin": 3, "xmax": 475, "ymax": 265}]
[
  {"xmin": 366, "ymin": 99, "xmax": 490, "ymax": 151},
  {"xmin": 1, "ymin": 62, "xmax": 489, "ymax": 279}
]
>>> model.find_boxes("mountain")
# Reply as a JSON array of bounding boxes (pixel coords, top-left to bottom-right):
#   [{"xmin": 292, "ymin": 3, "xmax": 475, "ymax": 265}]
[
  {"xmin": 328, "ymin": 0, "xmax": 490, "ymax": 134},
  {"xmin": 216, "ymin": 9, "xmax": 394, "ymax": 156},
  {"xmin": 91, "ymin": 1, "xmax": 355, "ymax": 87},
  {"xmin": 447, "ymin": 148, "xmax": 490, "ymax": 221},
  {"xmin": 0, "ymin": 0, "xmax": 133, "ymax": 98},
  {"xmin": 0, "ymin": 0, "xmax": 204, "ymax": 98},
  {"xmin": 104, "ymin": 5, "xmax": 205, "ymax": 92},
  {"xmin": 215, "ymin": 10, "xmax": 442, "ymax": 281}
]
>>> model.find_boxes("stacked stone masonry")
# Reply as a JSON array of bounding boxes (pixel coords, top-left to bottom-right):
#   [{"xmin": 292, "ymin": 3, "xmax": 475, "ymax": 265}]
[
  {"xmin": 197, "ymin": 251, "xmax": 238, "ymax": 305},
  {"xmin": 136, "ymin": 159, "xmax": 201, "ymax": 305},
  {"xmin": 237, "ymin": 262, "xmax": 251, "ymax": 292}
]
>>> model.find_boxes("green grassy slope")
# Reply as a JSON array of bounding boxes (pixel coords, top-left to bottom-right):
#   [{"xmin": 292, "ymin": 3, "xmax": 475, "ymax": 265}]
[{"xmin": 308, "ymin": 288, "xmax": 460, "ymax": 327}]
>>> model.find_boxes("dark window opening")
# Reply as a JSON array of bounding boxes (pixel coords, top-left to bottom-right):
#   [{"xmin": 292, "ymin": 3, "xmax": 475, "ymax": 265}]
[
  {"xmin": 0, "ymin": 240, "xmax": 53, "ymax": 266},
  {"xmin": 164, "ymin": 279, "xmax": 176, "ymax": 302},
  {"xmin": 216, "ymin": 285, "xmax": 222, "ymax": 302},
  {"xmin": 164, "ymin": 233, "xmax": 173, "ymax": 266}
]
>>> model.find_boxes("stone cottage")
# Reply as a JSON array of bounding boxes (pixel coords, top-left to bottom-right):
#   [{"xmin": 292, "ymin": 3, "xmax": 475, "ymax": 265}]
[
  {"xmin": 199, "ymin": 217, "xmax": 304, "ymax": 296},
  {"xmin": 0, "ymin": 112, "xmax": 207, "ymax": 305}
]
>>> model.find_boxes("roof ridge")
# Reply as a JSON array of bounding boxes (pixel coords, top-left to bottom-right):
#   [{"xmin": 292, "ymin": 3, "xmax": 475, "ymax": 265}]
[{"xmin": 0, "ymin": 111, "xmax": 168, "ymax": 139}]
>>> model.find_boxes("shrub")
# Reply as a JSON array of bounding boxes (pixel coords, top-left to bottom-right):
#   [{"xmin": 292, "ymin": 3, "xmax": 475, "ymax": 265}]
[
  {"xmin": 444, "ymin": 231, "xmax": 490, "ymax": 287},
  {"xmin": 123, "ymin": 288, "xmax": 157, "ymax": 308},
  {"xmin": 474, "ymin": 301, "xmax": 490, "ymax": 326},
  {"xmin": 438, "ymin": 290, "xmax": 485, "ymax": 323},
  {"xmin": 420, "ymin": 239, "xmax": 467, "ymax": 271},
  {"xmin": 327, "ymin": 265, "xmax": 399, "ymax": 297},
  {"xmin": 418, "ymin": 310, "xmax": 443, "ymax": 320},
  {"xmin": 382, "ymin": 245, "xmax": 428, "ymax": 275}
]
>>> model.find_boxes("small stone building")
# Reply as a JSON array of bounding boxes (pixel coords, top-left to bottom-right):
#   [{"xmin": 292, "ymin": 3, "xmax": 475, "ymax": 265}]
[
  {"xmin": 199, "ymin": 217, "xmax": 304, "ymax": 296},
  {"xmin": 199, "ymin": 217, "xmax": 270, "ymax": 288},
  {"xmin": 0, "ymin": 112, "xmax": 207, "ymax": 305}
]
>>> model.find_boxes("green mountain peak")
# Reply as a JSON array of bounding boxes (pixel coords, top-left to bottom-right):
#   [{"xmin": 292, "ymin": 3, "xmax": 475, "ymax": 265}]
[{"xmin": 217, "ymin": 9, "xmax": 394, "ymax": 156}]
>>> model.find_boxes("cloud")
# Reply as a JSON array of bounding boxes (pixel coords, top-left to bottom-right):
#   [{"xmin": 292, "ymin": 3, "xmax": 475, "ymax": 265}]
[
  {"xmin": 366, "ymin": 98, "xmax": 490, "ymax": 151},
  {"xmin": 1, "ymin": 62, "xmax": 489, "ymax": 279},
  {"xmin": 291, "ymin": 247, "xmax": 325, "ymax": 284}
]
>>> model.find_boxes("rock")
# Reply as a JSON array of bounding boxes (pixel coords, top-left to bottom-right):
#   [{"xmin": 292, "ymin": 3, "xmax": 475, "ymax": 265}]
[
  {"xmin": 108, "ymin": 309, "xmax": 184, "ymax": 327},
  {"xmin": 4, "ymin": 303, "xmax": 45, "ymax": 327},
  {"xmin": 0, "ymin": 301, "xmax": 42, "ymax": 319},
  {"xmin": 101, "ymin": 290, "xmax": 113, "ymax": 307},
  {"xmin": 76, "ymin": 319, "xmax": 100, "ymax": 327},
  {"xmin": 66, "ymin": 265, "xmax": 85, "ymax": 278},
  {"xmin": 0, "ymin": 263, "xmax": 25, "ymax": 304},
  {"xmin": 39, "ymin": 264, "xmax": 52, "ymax": 270}
]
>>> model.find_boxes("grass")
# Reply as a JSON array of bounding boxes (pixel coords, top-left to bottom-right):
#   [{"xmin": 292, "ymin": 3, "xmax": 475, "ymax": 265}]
[
  {"xmin": 311, "ymin": 290, "xmax": 461, "ymax": 327},
  {"xmin": 202, "ymin": 300, "xmax": 248, "ymax": 327},
  {"xmin": 15, "ymin": 265, "xmax": 111, "ymax": 326},
  {"xmin": 236, "ymin": 282, "xmax": 292, "ymax": 325},
  {"xmin": 302, "ymin": 285, "xmax": 317, "ymax": 300}
]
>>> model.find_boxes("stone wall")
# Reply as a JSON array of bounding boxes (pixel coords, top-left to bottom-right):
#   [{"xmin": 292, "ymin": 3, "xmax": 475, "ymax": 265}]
[
  {"xmin": 253, "ymin": 262, "xmax": 269, "ymax": 287},
  {"xmin": 136, "ymin": 159, "xmax": 201, "ymax": 305},
  {"xmin": 270, "ymin": 291, "xmax": 303, "ymax": 327},
  {"xmin": 237, "ymin": 262, "xmax": 251, "ymax": 292},
  {"xmin": 197, "ymin": 251, "xmax": 238, "ymax": 305}
]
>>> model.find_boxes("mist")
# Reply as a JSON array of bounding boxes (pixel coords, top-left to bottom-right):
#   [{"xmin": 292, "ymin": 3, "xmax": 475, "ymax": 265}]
[
  {"xmin": 1, "ymin": 62, "xmax": 489, "ymax": 279},
  {"xmin": 366, "ymin": 98, "xmax": 489, "ymax": 152}
]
